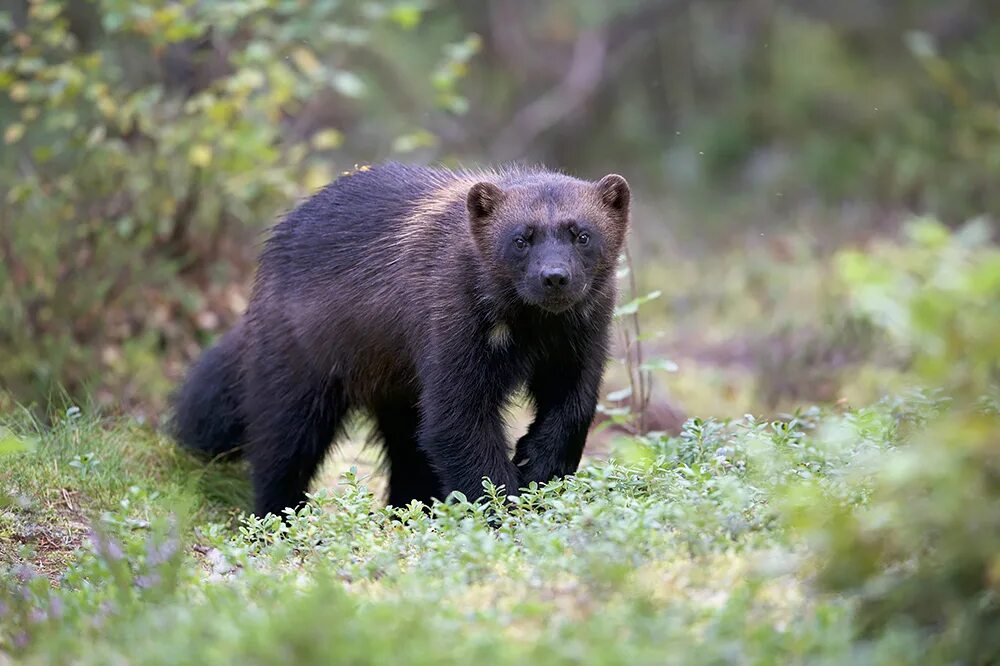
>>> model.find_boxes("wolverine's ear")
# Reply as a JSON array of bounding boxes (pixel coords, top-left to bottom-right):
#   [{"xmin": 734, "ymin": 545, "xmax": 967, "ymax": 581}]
[
  {"xmin": 467, "ymin": 182, "xmax": 506, "ymax": 222},
  {"xmin": 596, "ymin": 174, "xmax": 630, "ymax": 216}
]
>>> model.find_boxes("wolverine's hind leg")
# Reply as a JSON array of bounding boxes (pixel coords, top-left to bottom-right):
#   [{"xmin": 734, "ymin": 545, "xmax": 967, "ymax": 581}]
[
  {"xmin": 242, "ymin": 352, "xmax": 349, "ymax": 517},
  {"xmin": 374, "ymin": 400, "xmax": 441, "ymax": 508}
]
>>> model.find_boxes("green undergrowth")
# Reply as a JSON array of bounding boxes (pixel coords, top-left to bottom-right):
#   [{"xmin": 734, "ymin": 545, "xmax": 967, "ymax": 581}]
[{"xmin": 0, "ymin": 395, "xmax": 949, "ymax": 665}]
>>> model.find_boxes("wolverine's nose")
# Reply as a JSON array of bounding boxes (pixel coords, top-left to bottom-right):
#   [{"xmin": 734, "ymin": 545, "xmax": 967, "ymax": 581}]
[{"xmin": 541, "ymin": 267, "xmax": 570, "ymax": 289}]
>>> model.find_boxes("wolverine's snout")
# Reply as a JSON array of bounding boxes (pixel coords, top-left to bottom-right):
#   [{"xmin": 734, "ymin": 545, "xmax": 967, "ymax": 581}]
[{"xmin": 541, "ymin": 265, "xmax": 571, "ymax": 289}]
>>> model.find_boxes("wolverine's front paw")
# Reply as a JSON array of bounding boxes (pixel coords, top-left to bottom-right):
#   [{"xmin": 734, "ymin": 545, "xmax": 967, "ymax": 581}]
[
  {"xmin": 515, "ymin": 458, "xmax": 555, "ymax": 489},
  {"xmin": 483, "ymin": 470, "xmax": 522, "ymax": 500},
  {"xmin": 517, "ymin": 456, "xmax": 582, "ymax": 490},
  {"xmin": 445, "ymin": 470, "xmax": 520, "ymax": 504}
]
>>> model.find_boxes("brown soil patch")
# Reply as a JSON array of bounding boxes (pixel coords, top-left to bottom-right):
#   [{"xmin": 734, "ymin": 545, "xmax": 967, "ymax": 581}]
[{"xmin": 0, "ymin": 488, "xmax": 91, "ymax": 586}]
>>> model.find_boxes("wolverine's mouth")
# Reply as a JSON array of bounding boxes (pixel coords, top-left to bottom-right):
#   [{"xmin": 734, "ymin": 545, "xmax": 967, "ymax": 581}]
[
  {"xmin": 536, "ymin": 296, "xmax": 578, "ymax": 314},
  {"xmin": 523, "ymin": 284, "xmax": 589, "ymax": 314},
  {"xmin": 542, "ymin": 280, "xmax": 592, "ymax": 313},
  {"xmin": 517, "ymin": 284, "xmax": 585, "ymax": 314}
]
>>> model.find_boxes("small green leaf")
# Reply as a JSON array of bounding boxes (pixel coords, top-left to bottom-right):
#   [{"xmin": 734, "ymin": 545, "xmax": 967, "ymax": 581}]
[
  {"xmin": 0, "ymin": 430, "xmax": 37, "ymax": 457},
  {"xmin": 640, "ymin": 358, "xmax": 679, "ymax": 373},
  {"xmin": 4, "ymin": 122, "xmax": 25, "ymax": 144},
  {"xmin": 614, "ymin": 290, "xmax": 662, "ymax": 317},
  {"xmin": 188, "ymin": 144, "xmax": 212, "ymax": 167},
  {"xmin": 606, "ymin": 387, "xmax": 633, "ymax": 402},
  {"xmin": 388, "ymin": 3, "xmax": 424, "ymax": 30},
  {"xmin": 311, "ymin": 129, "xmax": 343, "ymax": 150},
  {"xmin": 330, "ymin": 71, "xmax": 366, "ymax": 98},
  {"xmin": 392, "ymin": 130, "xmax": 437, "ymax": 153},
  {"xmin": 291, "ymin": 47, "xmax": 322, "ymax": 77}
]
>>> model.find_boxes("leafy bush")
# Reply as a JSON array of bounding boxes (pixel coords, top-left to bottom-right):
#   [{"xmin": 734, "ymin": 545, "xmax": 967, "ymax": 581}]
[
  {"xmin": 0, "ymin": 0, "xmax": 473, "ymax": 413},
  {"xmin": 679, "ymin": 14, "xmax": 1000, "ymax": 223},
  {"xmin": 793, "ymin": 219, "xmax": 1000, "ymax": 663}
]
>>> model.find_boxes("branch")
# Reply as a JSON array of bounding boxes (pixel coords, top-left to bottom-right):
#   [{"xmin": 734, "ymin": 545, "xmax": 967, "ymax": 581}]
[
  {"xmin": 487, "ymin": 0, "xmax": 700, "ymax": 160},
  {"xmin": 489, "ymin": 29, "xmax": 607, "ymax": 160}
]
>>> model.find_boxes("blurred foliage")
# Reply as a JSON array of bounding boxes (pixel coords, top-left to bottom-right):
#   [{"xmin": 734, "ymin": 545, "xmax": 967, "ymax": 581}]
[
  {"xmin": 2, "ymin": 0, "xmax": 1000, "ymax": 413},
  {"xmin": 679, "ymin": 11, "xmax": 1000, "ymax": 222},
  {"xmin": 434, "ymin": 2, "xmax": 1000, "ymax": 223},
  {"xmin": 790, "ymin": 220, "xmax": 1000, "ymax": 662},
  {"xmin": 0, "ymin": 0, "xmax": 475, "ymax": 412}
]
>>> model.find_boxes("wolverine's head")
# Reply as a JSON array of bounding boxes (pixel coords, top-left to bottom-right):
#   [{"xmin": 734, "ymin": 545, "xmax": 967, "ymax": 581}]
[{"xmin": 467, "ymin": 172, "xmax": 631, "ymax": 314}]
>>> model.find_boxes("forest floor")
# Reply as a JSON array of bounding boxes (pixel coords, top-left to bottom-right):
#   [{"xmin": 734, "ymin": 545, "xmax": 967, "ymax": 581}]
[{"xmin": 0, "ymin": 389, "xmax": 935, "ymax": 664}]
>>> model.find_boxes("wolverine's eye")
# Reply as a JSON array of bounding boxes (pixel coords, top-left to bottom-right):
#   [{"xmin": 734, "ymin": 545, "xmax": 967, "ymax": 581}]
[
  {"xmin": 513, "ymin": 236, "xmax": 528, "ymax": 251},
  {"xmin": 577, "ymin": 232, "xmax": 591, "ymax": 246}
]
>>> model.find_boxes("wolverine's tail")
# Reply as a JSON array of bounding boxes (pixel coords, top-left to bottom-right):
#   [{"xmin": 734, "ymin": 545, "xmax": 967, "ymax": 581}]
[{"xmin": 170, "ymin": 322, "xmax": 247, "ymax": 460}]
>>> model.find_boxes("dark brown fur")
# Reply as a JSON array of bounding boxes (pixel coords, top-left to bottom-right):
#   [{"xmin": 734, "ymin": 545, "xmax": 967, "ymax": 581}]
[{"xmin": 171, "ymin": 162, "xmax": 630, "ymax": 516}]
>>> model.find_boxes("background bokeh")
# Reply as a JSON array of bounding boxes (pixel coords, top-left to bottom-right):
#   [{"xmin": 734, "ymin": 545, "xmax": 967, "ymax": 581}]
[{"xmin": 2, "ymin": 0, "xmax": 997, "ymax": 420}]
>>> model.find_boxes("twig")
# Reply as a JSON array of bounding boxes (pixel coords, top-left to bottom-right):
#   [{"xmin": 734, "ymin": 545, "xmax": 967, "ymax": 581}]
[
  {"xmin": 624, "ymin": 245, "xmax": 650, "ymax": 433},
  {"xmin": 621, "ymin": 325, "xmax": 639, "ymax": 435},
  {"xmin": 61, "ymin": 488, "xmax": 76, "ymax": 512}
]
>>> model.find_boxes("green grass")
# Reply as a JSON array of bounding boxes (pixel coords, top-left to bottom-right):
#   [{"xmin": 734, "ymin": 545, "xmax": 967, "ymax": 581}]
[{"xmin": 0, "ymin": 400, "xmax": 937, "ymax": 665}]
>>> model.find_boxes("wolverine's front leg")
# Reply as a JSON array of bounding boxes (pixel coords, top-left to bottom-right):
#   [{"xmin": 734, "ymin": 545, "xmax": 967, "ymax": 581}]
[
  {"xmin": 513, "ymin": 348, "xmax": 606, "ymax": 488},
  {"xmin": 416, "ymin": 341, "xmax": 521, "ymax": 502}
]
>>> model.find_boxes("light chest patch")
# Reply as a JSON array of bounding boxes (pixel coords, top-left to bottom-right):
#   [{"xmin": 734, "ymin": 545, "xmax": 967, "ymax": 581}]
[{"xmin": 487, "ymin": 322, "xmax": 512, "ymax": 349}]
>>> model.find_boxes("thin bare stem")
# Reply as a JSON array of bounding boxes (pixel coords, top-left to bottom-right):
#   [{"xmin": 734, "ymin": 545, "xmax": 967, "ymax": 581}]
[{"xmin": 623, "ymin": 244, "xmax": 649, "ymax": 433}]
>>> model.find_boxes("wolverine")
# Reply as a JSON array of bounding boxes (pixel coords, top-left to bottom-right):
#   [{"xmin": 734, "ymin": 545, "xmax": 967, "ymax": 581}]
[{"xmin": 171, "ymin": 162, "xmax": 631, "ymax": 517}]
